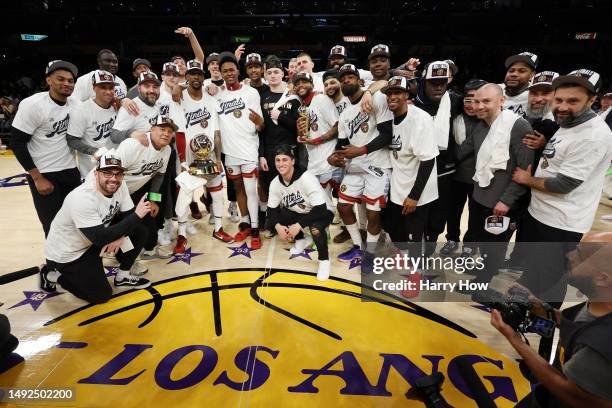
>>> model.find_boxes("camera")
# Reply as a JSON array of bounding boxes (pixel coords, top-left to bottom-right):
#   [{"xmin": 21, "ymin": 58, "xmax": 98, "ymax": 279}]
[
  {"xmin": 407, "ymin": 372, "xmax": 452, "ymax": 408},
  {"xmin": 473, "ymin": 287, "xmax": 555, "ymax": 337}
]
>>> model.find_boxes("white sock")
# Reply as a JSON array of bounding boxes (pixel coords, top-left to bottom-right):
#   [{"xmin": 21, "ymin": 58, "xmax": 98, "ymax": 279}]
[
  {"xmin": 178, "ymin": 221, "xmax": 187, "ymax": 237},
  {"xmin": 47, "ymin": 269, "xmax": 60, "ymax": 283},
  {"xmin": 243, "ymin": 176, "xmax": 259, "ymax": 228},
  {"xmin": 366, "ymin": 231, "xmax": 380, "ymax": 253},
  {"xmin": 259, "ymin": 201, "xmax": 267, "ymax": 212},
  {"xmin": 117, "ymin": 269, "xmax": 131, "ymax": 280},
  {"xmin": 345, "ymin": 223, "xmax": 363, "ymax": 247},
  {"xmin": 240, "ymin": 215, "xmax": 250, "ymax": 224},
  {"xmin": 211, "ymin": 189, "xmax": 224, "ymax": 231}
]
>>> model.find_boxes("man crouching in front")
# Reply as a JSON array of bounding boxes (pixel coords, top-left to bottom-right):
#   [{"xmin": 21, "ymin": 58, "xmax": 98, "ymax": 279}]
[{"xmin": 40, "ymin": 153, "xmax": 152, "ymax": 303}]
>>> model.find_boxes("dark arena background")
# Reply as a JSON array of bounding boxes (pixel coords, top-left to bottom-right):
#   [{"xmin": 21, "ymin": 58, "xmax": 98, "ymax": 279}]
[{"xmin": 0, "ymin": 1, "xmax": 611, "ymax": 407}]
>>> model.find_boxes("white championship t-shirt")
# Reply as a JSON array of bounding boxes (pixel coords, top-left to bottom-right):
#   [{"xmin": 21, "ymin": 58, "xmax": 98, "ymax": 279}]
[
  {"xmin": 67, "ymin": 98, "xmax": 117, "ymax": 177},
  {"xmin": 338, "ymin": 91, "xmax": 393, "ymax": 171},
  {"xmin": 45, "ymin": 176, "xmax": 134, "ymax": 263},
  {"xmin": 304, "ymin": 94, "xmax": 339, "ymax": 175},
  {"xmin": 73, "ymin": 70, "xmax": 127, "ymax": 101},
  {"xmin": 216, "ymin": 85, "xmax": 262, "ymax": 162},
  {"xmin": 529, "ymin": 116, "xmax": 612, "ymax": 233},
  {"xmin": 389, "ymin": 105, "xmax": 439, "ymax": 206},
  {"xmin": 114, "ymin": 133, "xmax": 171, "ymax": 194},
  {"xmin": 500, "ymin": 83, "xmax": 528, "ymax": 117},
  {"xmin": 268, "ymin": 169, "xmax": 333, "ymax": 214},
  {"xmin": 12, "ymin": 92, "xmax": 78, "ymax": 173},
  {"xmin": 174, "ymin": 89, "xmax": 220, "ymax": 165},
  {"xmin": 112, "ymin": 97, "xmax": 169, "ymax": 136}
]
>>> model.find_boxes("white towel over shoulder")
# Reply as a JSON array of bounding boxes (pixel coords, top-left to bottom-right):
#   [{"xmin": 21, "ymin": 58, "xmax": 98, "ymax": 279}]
[
  {"xmin": 433, "ymin": 92, "xmax": 451, "ymax": 150},
  {"xmin": 473, "ymin": 110, "xmax": 520, "ymax": 188}
]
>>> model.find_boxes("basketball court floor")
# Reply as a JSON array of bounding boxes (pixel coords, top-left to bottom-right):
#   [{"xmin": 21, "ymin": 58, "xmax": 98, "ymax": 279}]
[{"xmin": 1, "ymin": 152, "xmax": 611, "ymax": 407}]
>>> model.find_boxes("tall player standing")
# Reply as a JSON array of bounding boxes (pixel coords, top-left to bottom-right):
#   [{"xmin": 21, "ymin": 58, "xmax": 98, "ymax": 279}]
[{"xmin": 216, "ymin": 52, "xmax": 265, "ymax": 249}]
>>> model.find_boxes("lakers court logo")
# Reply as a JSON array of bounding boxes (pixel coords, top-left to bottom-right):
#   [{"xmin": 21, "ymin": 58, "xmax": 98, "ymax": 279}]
[{"xmin": 0, "ymin": 268, "xmax": 530, "ymax": 406}]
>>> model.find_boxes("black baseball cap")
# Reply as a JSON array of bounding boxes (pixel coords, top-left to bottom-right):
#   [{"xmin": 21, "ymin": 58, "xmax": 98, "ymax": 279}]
[
  {"xmin": 206, "ymin": 53, "xmax": 219, "ymax": 65},
  {"xmin": 368, "ymin": 44, "xmax": 390, "ymax": 61},
  {"xmin": 45, "ymin": 60, "xmax": 78, "ymax": 79},
  {"xmin": 322, "ymin": 69, "xmax": 339, "ymax": 83},
  {"xmin": 552, "ymin": 69, "xmax": 601, "ymax": 94},
  {"xmin": 218, "ymin": 51, "xmax": 239, "ymax": 69},
  {"xmin": 274, "ymin": 144, "xmax": 295, "ymax": 159},
  {"xmin": 464, "ymin": 79, "xmax": 487, "ymax": 92},
  {"xmin": 505, "ymin": 51, "xmax": 539, "ymax": 70},
  {"xmin": 132, "ymin": 58, "xmax": 151, "ymax": 71},
  {"xmin": 338, "ymin": 64, "xmax": 360, "ymax": 79},
  {"xmin": 293, "ymin": 72, "xmax": 314, "ymax": 85}
]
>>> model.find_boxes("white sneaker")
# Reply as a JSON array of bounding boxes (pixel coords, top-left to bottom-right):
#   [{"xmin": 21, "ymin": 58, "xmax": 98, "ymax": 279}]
[
  {"xmin": 142, "ymin": 246, "xmax": 173, "ymax": 260},
  {"xmin": 229, "ymin": 202, "xmax": 240, "ymax": 223},
  {"xmin": 186, "ymin": 222, "xmax": 198, "ymax": 235},
  {"xmin": 129, "ymin": 261, "xmax": 149, "ymax": 276},
  {"xmin": 158, "ymin": 229, "xmax": 171, "ymax": 246},
  {"xmin": 317, "ymin": 260, "xmax": 331, "ymax": 281},
  {"xmin": 163, "ymin": 218, "xmax": 175, "ymax": 236},
  {"xmin": 290, "ymin": 235, "xmax": 314, "ymax": 255}
]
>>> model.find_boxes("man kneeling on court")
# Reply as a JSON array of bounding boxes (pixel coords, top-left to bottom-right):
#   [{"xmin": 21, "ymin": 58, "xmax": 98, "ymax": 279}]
[
  {"xmin": 267, "ymin": 145, "xmax": 334, "ymax": 281},
  {"xmin": 40, "ymin": 153, "xmax": 152, "ymax": 303}
]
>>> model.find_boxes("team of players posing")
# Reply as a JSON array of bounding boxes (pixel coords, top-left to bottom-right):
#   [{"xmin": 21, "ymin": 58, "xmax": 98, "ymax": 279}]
[{"xmin": 11, "ymin": 39, "xmax": 612, "ymax": 304}]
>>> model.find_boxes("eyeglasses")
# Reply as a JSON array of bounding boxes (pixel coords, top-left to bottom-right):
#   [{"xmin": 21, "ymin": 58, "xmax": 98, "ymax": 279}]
[
  {"xmin": 99, "ymin": 171, "xmax": 124, "ymax": 179},
  {"xmin": 463, "ymin": 98, "xmax": 476, "ymax": 104}
]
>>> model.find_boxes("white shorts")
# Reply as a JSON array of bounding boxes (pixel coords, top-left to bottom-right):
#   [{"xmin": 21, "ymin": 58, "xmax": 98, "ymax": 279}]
[
  {"xmin": 225, "ymin": 155, "xmax": 258, "ymax": 180},
  {"xmin": 338, "ymin": 168, "xmax": 390, "ymax": 211},
  {"xmin": 316, "ymin": 168, "xmax": 343, "ymax": 189}
]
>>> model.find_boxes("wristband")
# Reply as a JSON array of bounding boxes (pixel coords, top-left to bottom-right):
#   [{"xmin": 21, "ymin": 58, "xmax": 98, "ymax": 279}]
[{"xmin": 311, "ymin": 137, "xmax": 323, "ymax": 145}]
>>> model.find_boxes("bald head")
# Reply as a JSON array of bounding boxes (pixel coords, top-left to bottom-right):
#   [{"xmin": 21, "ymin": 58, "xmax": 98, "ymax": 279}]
[
  {"xmin": 566, "ymin": 232, "xmax": 612, "ymax": 299},
  {"xmin": 474, "ymin": 83, "xmax": 505, "ymax": 123},
  {"xmin": 480, "ymin": 83, "xmax": 504, "ymax": 98}
]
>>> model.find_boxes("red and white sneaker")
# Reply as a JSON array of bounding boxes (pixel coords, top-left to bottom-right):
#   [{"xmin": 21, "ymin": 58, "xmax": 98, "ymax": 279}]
[
  {"xmin": 213, "ymin": 229, "xmax": 234, "ymax": 243},
  {"xmin": 174, "ymin": 235, "xmax": 187, "ymax": 254},
  {"xmin": 234, "ymin": 222, "xmax": 251, "ymax": 242},
  {"xmin": 250, "ymin": 229, "xmax": 262, "ymax": 250}
]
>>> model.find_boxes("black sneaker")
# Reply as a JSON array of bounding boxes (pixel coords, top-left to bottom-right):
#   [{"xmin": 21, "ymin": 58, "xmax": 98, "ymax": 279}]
[
  {"xmin": 440, "ymin": 241, "xmax": 459, "ymax": 256},
  {"xmin": 114, "ymin": 275, "xmax": 151, "ymax": 289},
  {"xmin": 39, "ymin": 264, "xmax": 57, "ymax": 293}
]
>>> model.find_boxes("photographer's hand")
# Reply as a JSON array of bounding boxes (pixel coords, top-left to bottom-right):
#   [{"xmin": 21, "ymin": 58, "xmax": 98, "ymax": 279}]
[{"xmin": 490, "ymin": 310, "xmax": 612, "ymax": 408}]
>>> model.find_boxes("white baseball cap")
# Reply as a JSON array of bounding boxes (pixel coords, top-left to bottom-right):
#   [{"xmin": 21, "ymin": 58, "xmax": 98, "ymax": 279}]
[
  {"xmin": 528, "ymin": 71, "xmax": 559, "ymax": 90},
  {"xmin": 424, "ymin": 61, "xmax": 450, "ymax": 80},
  {"xmin": 92, "ymin": 70, "xmax": 118, "ymax": 86}
]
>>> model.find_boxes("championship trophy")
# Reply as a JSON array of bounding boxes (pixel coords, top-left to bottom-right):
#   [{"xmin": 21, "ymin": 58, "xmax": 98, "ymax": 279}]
[
  {"xmin": 188, "ymin": 134, "xmax": 220, "ymax": 180},
  {"xmin": 298, "ymin": 104, "xmax": 310, "ymax": 139}
]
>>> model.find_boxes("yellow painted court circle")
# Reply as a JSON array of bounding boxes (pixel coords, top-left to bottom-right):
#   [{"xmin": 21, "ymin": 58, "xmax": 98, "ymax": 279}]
[{"xmin": 1, "ymin": 268, "xmax": 531, "ymax": 407}]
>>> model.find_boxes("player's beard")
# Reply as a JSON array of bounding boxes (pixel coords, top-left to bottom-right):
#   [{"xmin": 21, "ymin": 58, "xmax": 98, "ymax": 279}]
[
  {"xmin": 342, "ymin": 83, "xmax": 360, "ymax": 97},
  {"xmin": 553, "ymin": 104, "xmax": 589, "ymax": 126},
  {"xmin": 526, "ymin": 103, "xmax": 550, "ymax": 120}
]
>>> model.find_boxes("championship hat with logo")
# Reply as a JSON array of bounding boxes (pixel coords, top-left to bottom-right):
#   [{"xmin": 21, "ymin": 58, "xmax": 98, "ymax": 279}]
[
  {"xmin": 137, "ymin": 71, "xmax": 161, "ymax": 86},
  {"xmin": 505, "ymin": 51, "xmax": 539, "ymax": 70},
  {"xmin": 368, "ymin": 44, "xmax": 390, "ymax": 60},
  {"xmin": 528, "ymin": 71, "xmax": 559, "ymax": 90},
  {"xmin": 424, "ymin": 61, "xmax": 451, "ymax": 80},
  {"xmin": 338, "ymin": 64, "xmax": 360, "ymax": 79},
  {"xmin": 186, "ymin": 59, "xmax": 205, "ymax": 74},
  {"xmin": 92, "ymin": 70, "xmax": 118, "ymax": 86},
  {"xmin": 552, "ymin": 69, "xmax": 601, "ymax": 94},
  {"xmin": 329, "ymin": 45, "xmax": 347, "ymax": 58}
]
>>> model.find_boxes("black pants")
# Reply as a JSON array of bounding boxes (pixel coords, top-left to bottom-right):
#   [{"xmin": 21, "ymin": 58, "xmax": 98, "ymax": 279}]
[
  {"xmin": 259, "ymin": 149, "xmax": 281, "ymax": 197},
  {"xmin": 157, "ymin": 146, "xmax": 178, "ymax": 229},
  {"xmin": 26, "ymin": 167, "xmax": 81, "ymax": 237},
  {"xmin": 424, "ymin": 173, "xmax": 453, "ymax": 256},
  {"xmin": 48, "ymin": 223, "xmax": 147, "ymax": 304},
  {"xmin": 276, "ymin": 208, "xmax": 333, "ymax": 260},
  {"xmin": 131, "ymin": 183, "xmax": 159, "ymax": 251},
  {"xmin": 515, "ymin": 212, "xmax": 582, "ymax": 301},
  {"xmin": 221, "ymin": 153, "xmax": 237, "ymax": 202},
  {"xmin": 387, "ymin": 201, "xmax": 430, "ymax": 252},
  {"xmin": 470, "ymin": 200, "xmax": 516, "ymax": 283},
  {"xmin": 445, "ymin": 179, "xmax": 476, "ymax": 247}
]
